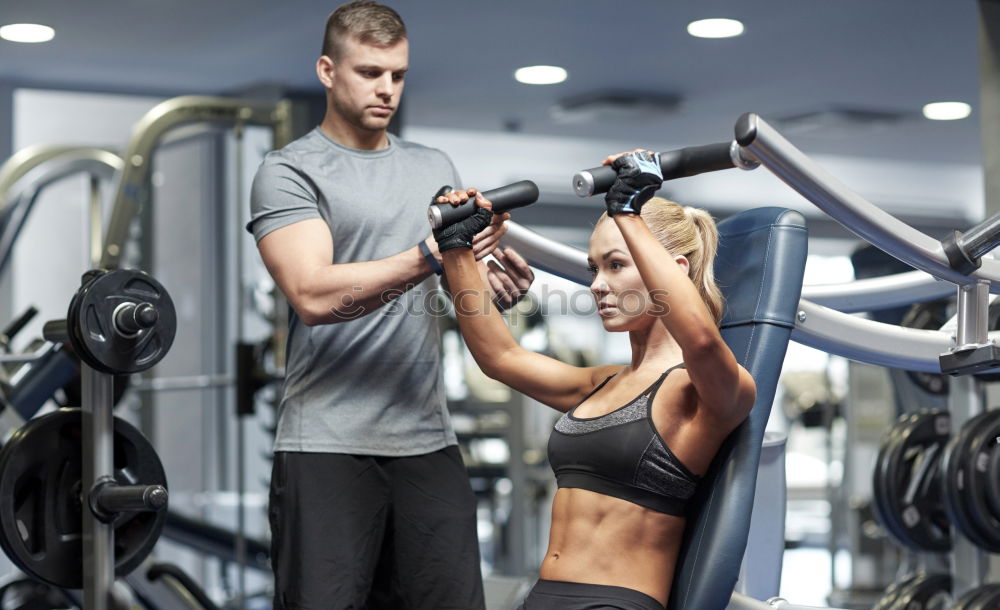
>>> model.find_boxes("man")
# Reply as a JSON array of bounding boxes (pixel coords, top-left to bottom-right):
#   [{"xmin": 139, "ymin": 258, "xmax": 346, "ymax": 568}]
[{"xmin": 246, "ymin": 2, "xmax": 534, "ymax": 608}]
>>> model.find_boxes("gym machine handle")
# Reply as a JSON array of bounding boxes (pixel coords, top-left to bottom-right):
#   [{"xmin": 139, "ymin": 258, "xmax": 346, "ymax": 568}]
[
  {"xmin": 1, "ymin": 305, "xmax": 38, "ymax": 346},
  {"xmin": 427, "ymin": 180, "xmax": 540, "ymax": 229},
  {"xmin": 572, "ymin": 141, "xmax": 758, "ymax": 198},
  {"xmin": 941, "ymin": 211, "xmax": 1000, "ymax": 275}
]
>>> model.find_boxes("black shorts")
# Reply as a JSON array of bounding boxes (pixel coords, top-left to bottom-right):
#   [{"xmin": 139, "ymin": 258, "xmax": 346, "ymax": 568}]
[
  {"xmin": 516, "ymin": 579, "xmax": 665, "ymax": 610},
  {"xmin": 268, "ymin": 446, "xmax": 485, "ymax": 610}
]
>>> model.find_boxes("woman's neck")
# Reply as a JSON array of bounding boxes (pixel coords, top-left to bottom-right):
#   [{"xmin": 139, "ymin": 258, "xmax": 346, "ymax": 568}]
[{"xmin": 627, "ymin": 324, "xmax": 683, "ymax": 372}]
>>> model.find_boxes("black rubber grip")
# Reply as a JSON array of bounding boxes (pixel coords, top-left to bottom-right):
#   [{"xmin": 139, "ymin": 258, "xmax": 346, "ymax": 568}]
[
  {"xmin": 578, "ymin": 142, "xmax": 735, "ymax": 196},
  {"xmin": 2, "ymin": 305, "xmax": 38, "ymax": 342},
  {"xmin": 429, "ymin": 180, "xmax": 539, "ymax": 227}
]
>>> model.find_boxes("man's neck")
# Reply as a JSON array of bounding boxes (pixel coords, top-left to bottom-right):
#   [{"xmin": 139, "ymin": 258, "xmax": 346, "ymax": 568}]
[{"xmin": 320, "ymin": 115, "xmax": 390, "ymax": 151}]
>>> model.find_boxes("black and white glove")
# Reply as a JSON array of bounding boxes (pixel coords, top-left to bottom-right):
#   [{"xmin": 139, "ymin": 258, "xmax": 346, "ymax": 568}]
[
  {"xmin": 433, "ymin": 205, "xmax": 494, "ymax": 252},
  {"xmin": 605, "ymin": 151, "xmax": 663, "ymax": 216}
]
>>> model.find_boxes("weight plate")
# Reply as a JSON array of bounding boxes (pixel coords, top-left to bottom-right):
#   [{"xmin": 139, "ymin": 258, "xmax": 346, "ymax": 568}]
[
  {"xmin": 951, "ymin": 586, "xmax": 982, "ymax": 610},
  {"xmin": 67, "ymin": 269, "xmax": 176, "ymax": 375},
  {"xmin": 0, "ymin": 408, "xmax": 168, "ymax": 588},
  {"xmin": 941, "ymin": 410, "xmax": 1000, "ymax": 553},
  {"xmin": 986, "ymin": 442, "xmax": 1000, "ymax": 524},
  {"xmin": 964, "ymin": 584, "xmax": 1000, "ymax": 610},
  {"xmin": 873, "ymin": 574, "xmax": 919, "ymax": 610},
  {"xmin": 959, "ymin": 412, "xmax": 1000, "ymax": 548},
  {"xmin": 873, "ymin": 416, "xmax": 914, "ymax": 546},
  {"xmin": 887, "ymin": 573, "xmax": 950, "ymax": 610},
  {"xmin": 872, "ymin": 411, "xmax": 951, "ymax": 552}
]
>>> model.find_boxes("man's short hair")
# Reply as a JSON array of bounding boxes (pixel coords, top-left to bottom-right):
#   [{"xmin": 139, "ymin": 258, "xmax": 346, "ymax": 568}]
[{"xmin": 322, "ymin": 1, "xmax": 407, "ymax": 61}]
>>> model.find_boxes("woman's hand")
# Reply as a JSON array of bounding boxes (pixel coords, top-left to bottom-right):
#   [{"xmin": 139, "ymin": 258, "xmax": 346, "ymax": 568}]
[
  {"xmin": 431, "ymin": 189, "xmax": 510, "ymax": 258},
  {"xmin": 601, "ymin": 150, "xmax": 663, "ymax": 216}
]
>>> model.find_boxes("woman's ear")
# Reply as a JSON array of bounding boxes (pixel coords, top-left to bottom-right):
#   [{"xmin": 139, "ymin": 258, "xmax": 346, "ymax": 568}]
[{"xmin": 675, "ymin": 254, "xmax": 690, "ymax": 277}]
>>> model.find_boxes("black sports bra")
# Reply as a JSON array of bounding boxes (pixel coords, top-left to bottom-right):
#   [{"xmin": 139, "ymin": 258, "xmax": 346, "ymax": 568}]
[{"xmin": 546, "ymin": 363, "xmax": 700, "ymax": 516}]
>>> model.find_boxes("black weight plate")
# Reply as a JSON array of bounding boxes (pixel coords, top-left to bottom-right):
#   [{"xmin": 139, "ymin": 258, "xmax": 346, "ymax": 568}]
[
  {"xmin": 887, "ymin": 573, "xmax": 950, "ymax": 610},
  {"xmin": 987, "ymin": 442, "xmax": 1000, "ymax": 524},
  {"xmin": 958, "ymin": 411, "xmax": 1000, "ymax": 549},
  {"xmin": 965, "ymin": 584, "xmax": 1000, "ymax": 610},
  {"xmin": 951, "ymin": 586, "xmax": 985, "ymax": 610},
  {"xmin": 873, "ymin": 414, "xmax": 918, "ymax": 547},
  {"xmin": 976, "ymin": 299, "xmax": 1000, "ymax": 382},
  {"xmin": 0, "ymin": 408, "xmax": 168, "ymax": 588},
  {"xmin": 872, "ymin": 413, "xmax": 914, "ymax": 544},
  {"xmin": 941, "ymin": 410, "xmax": 1000, "ymax": 553},
  {"xmin": 872, "ymin": 574, "xmax": 918, "ymax": 610},
  {"xmin": 873, "ymin": 411, "xmax": 951, "ymax": 552},
  {"xmin": 68, "ymin": 269, "xmax": 176, "ymax": 375}
]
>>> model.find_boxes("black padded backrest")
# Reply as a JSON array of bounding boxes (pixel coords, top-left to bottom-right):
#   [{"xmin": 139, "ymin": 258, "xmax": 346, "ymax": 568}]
[{"xmin": 668, "ymin": 207, "xmax": 808, "ymax": 610}]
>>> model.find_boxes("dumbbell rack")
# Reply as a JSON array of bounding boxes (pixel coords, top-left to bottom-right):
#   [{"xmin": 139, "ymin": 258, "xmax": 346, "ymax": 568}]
[{"xmin": 39, "ymin": 268, "xmax": 176, "ymax": 610}]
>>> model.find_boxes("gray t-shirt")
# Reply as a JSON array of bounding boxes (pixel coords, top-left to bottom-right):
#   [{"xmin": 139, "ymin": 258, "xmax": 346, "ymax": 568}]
[{"xmin": 247, "ymin": 128, "xmax": 461, "ymax": 456}]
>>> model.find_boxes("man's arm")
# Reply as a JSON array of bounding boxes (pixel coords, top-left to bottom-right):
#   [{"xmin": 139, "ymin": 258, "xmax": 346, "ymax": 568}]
[
  {"xmin": 257, "ymin": 215, "xmax": 510, "ymax": 325},
  {"xmin": 257, "ymin": 218, "xmax": 437, "ymax": 325}
]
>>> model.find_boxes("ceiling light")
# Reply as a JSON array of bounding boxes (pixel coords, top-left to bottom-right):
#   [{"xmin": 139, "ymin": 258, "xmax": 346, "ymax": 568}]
[
  {"xmin": 0, "ymin": 23, "xmax": 55, "ymax": 43},
  {"xmin": 922, "ymin": 101, "xmax": 971, "ymax": 121},
  {"xmin": 514, "ymin": 65, "xmax": 567, "ymax": 85},
  {"xmin": 687, "ymin": 18, "xmax": 744, "ymax": 39}
]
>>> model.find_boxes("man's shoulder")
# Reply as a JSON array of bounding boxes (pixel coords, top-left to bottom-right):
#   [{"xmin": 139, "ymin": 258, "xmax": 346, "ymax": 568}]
[
  {"xmin": 391, "ymin": 135, "xmax": 452, "ymax": 162},
  {"xmin": 266, "ymin": 129, "xmax": 327, "ymax": 162}
]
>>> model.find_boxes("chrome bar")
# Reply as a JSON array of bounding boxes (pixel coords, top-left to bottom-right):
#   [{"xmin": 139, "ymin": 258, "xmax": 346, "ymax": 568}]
[
  {"xmin": 100, "ymin": 96, "xmax": 293, "ymax": 269},
  {"xmin": 501, "ymin": 222, "xmax": 590, "ymax": 284},
  {"xmin": 791, "ymin": 300, "xmax": 957, "ymax": 373},
  {"xmin": 132, "ymin": 374, "xmax": 234, "ymax": 392},
  {"xmin": 800, "ymin": 271, "xmax": 953, "ymax": 312},
  {"xmin": 737, "ymin": 113, "xmax": 1000, "ymax": 290},
  {"xmin": 0, "ymin": 146, "xmax": 122, "ymax": 273}
]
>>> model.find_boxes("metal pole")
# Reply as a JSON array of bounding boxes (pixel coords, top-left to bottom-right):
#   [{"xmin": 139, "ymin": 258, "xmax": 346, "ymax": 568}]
[
  {"xmin": 89, "ymin": 174, "xmax": 102, "ymax": 268},
  {"xmin": 82, "ymin": 365, "xmax": 116, "ymax": 610},
  {"xmin": 233, "ymin": 121, "xmax": 247, "ymax": 610},
  {"xmin": 955, "ymin": 281, "xmax": 990, "ymax": 349}
]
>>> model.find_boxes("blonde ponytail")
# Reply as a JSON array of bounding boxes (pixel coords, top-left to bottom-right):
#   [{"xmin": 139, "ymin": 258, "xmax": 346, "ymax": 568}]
[{"xmin": 682, "ymin": 206, "xmax": 724, "ymax": 325}]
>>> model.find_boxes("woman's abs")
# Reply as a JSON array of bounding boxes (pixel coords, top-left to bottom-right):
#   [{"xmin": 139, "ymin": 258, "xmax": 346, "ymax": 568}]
[{"xmin": 539, "ymin": 488, "xmax": 685, "ymax": 605}]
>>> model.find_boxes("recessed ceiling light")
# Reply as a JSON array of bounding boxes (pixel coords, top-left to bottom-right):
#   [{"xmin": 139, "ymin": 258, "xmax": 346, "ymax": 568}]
[
  {"xmin": 0, "ymin": 23, "xmax": 55, "ymax": 43},
  {"xmin": 514, "ymin": 65, "xmax": 567, "ymax": 85},
  {"xmin": 687, "ymin": 18, "xmax": 744, "ymax": 39},
  {"xmin": 922, "ymin": 101, "xmax": 971, "ymax": 121}
]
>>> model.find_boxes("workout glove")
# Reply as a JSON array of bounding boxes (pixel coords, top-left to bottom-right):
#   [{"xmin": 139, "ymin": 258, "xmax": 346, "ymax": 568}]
[
  {"xmin": 433, "ymin": 205, "xmax": 494, "ymax": 253},
  {"xmin": 605, "ymin": 151, "xmax": 663, "ymax": 216}
]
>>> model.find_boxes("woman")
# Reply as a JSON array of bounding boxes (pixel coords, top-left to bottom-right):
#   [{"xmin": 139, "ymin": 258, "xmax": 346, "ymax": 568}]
[{"xmin": 433, "ymin": 151, "xmax": 757, "ymax": 610}]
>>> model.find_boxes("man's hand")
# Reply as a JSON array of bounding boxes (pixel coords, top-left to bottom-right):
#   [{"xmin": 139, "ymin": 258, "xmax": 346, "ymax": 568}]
[{"xmin": 481, "ymin": 247, "xmax": 534, "ymax": 311}]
